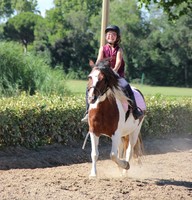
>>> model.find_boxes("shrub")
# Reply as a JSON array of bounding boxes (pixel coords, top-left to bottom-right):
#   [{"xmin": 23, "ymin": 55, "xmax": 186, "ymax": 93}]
[
  {"xmin": 142, "ymin": 94, "xmax": 192, "ymax": 138},
  {"xmin": 0, "ymin": 94, "xmax": 191, "ymax": 148},
  {"xmin": 0, "ymin": 41, "xmax": 69, "ymax": 97},
  {"xmin": 0, "ymin": 93, "xmax": 87, "ymax": 148}
]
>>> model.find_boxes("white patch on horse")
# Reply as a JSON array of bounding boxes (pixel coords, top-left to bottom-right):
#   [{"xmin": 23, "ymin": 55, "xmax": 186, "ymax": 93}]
[
  {"xmin": 89, "ymin": 90, "xmax": 108, "ymax": 109},
  {"xmin": 88, "ymin": 69, "xmax": 100, "ymax": 105}
]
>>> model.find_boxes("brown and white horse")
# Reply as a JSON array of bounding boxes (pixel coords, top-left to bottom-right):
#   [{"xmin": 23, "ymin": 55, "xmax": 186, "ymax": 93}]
[{"xmin": 87, "ymin": 60, "xmax": 146, "ymax": 177}]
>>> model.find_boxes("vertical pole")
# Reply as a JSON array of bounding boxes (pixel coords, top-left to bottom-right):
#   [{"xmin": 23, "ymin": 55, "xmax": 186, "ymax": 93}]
[{"xmin": 100, "ymin": 0, "xmax": 109, "ymax": 47}]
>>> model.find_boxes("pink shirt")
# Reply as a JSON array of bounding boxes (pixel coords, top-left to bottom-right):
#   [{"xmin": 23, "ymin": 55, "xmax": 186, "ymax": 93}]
[{"xmin": 103, "ymin": 44, "xmax": 125, "ymax": 77}]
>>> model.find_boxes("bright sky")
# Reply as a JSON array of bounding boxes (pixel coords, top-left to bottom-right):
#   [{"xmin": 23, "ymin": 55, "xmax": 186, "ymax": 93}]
[{"xmin": 36, "ymin": 0, "xmax": 54, "ymax": 17}]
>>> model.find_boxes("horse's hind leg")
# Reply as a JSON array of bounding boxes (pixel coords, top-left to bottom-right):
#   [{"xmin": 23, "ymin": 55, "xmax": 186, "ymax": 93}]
[
  {"xmin": 89, "ymin": 132, "xmax": 99, "ymax": 178},
  {"xmin": 125, "ymin": 129, "xmax": 141, "ymax": 164},
  {"xmin": 118, "ymin": 136, "xmax": 129, "ymax": 159},
  {"xmin": 118, "ymin": 137, "xmax": 124, "ymax": 159}
]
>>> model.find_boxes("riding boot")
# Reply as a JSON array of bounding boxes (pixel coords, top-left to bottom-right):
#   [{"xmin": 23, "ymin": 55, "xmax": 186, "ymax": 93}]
[
  {"xmin": 81, "ymin": 88, "xmax": 89, "ymax": 123},
  {"xmin": 81, "ymin": 112, "xmax": 88, "ymax": 122},
  {"xmin": 123, "ymin": 84, "xmax": 143, "ymax": 120},
  {"xmin": 129, "ymin": 94, "xmax": 143, "ymax": 120}
]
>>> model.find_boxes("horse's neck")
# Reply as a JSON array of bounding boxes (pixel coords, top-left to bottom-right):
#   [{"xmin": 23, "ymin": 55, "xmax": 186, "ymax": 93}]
[
  {"xmin": 102, "ymin": 87, "xmax": 128, "ymax": 105},
  {"xmin": 89, "ymin": 90, "xmax": 113, "ymax": 110},
  {"xmin": 97, "ymin": 89, "xmax": 113, "ymax": 101},
  {"xmin": 113, "ymin": 87, "xmax": 129, "ymax": 102},
  {"xmin": 89, "ymin": 87, "xmax": 128, "ymax": 111}
]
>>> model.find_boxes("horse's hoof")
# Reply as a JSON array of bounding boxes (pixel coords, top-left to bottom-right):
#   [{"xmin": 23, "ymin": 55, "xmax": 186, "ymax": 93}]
[
  {"xmin": 89, "ymin": 171, "xmax": 97, "ymax": 179},
  {"xmin": 89, "ymin": 174, "xmax": 97, "ymax": 179},
  {"xmin": 125, "ymin": 162, "xmax": 130, "ymax": 170}
]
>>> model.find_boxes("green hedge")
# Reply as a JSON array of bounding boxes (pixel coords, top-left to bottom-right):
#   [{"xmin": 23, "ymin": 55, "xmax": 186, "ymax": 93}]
[
  {"xmin": 0, "ymin": 94, "xmax": 191, "ymax": 148},
  {"xmin": 0, "ymin": 93, "xmax": 87, "ymax": 148},
  {"xmin": 142, "ymin": 95, "xmax": 192, "ymax": 138}
]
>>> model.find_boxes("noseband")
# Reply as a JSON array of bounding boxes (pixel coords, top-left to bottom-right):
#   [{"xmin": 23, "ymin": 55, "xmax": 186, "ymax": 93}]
[{"xmin": 88, "ymin": 84, "xmax": 109, "ymax": 103}]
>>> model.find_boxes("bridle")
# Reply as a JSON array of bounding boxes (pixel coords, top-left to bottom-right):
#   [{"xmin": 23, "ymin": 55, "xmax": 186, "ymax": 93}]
[{"xmin": 88, "ymin": 81, "xmax": 109, "ymax": 103}]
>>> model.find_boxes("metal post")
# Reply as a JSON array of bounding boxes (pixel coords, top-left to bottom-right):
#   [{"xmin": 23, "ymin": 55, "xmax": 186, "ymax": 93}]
[{"xmin": 100, "ymin": 0, "xmax": 109, "ymax": 47}]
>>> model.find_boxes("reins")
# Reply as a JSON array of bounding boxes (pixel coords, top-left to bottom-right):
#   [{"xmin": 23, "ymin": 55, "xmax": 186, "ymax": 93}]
[{"xmin": 88, "ymin": 84, "xmax": 109, "ymax": 103}]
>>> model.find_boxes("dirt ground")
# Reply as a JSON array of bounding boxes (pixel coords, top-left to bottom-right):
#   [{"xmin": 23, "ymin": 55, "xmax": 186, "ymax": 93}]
[{"xmin": 0, "ymin": 135, "xmax": 192, "ymax": 200}]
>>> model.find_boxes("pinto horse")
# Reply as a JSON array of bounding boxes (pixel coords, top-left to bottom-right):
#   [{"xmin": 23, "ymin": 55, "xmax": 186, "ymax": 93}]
[{"xmin": 87, "ymin": 60, "xmax": 146, "ymax": 177}]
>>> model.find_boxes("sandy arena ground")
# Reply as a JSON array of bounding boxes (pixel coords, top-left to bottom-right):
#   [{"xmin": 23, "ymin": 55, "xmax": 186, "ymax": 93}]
[{"xmin": 0, "ymin": 135, "xmax": 192, "ymax": 200}]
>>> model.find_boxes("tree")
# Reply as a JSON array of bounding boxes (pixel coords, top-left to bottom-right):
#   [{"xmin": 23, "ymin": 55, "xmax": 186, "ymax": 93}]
[
  {"xmin": 0, "ymin": 0, "xmax": 38, "ymax": 18},
  {"xmin": 107, "ymin": 0, "xmax": 149, "ymax": 81},
  {"xmin": 3, "ymin": 12, "xmax": 44, "ymax": 52},
  {"xmin": 138, "ymin": 0, "xmax": 192, "ymax": 20},
  {"xmin": 49, "ymin": 9, "xmax": 95, "ymax": 73},
  {"xmin": 140, "ymin": 13, "xmax": 192, "ymax": 87},
  {"xmin": 163, "ymin": 15, "xmax": 192, "ymax": 87},
  {"xmin": 44, "ymin": 0, "xmax": 101, "ymax": 73},
  {"xmin": 12, "ymin": 0, "xmax": 38, "ymax": 14},
  {"xmin": 0, "ymin": 0, "xmax": 12, "ymax": 18},
  {"xmin": 53, "ymin": 0, "xmax": 102, "ymax": 18}
]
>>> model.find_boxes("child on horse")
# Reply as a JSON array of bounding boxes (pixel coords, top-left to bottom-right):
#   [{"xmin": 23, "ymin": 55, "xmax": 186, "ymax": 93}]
[{"xmin": 81, "ymin": 25, "xmax": 143, "ymax": 122}]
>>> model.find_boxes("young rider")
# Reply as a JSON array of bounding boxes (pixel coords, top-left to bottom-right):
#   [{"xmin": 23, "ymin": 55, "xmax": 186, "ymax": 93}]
[{"xmin": 81, "ymin": 25, "xmax": 143, "ymax": 122}]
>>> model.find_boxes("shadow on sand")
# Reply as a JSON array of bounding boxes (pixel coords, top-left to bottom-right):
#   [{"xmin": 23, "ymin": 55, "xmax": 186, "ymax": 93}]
[{"xmin": 0, "ymin": 136, "xmax": 191, "ymax": 170}]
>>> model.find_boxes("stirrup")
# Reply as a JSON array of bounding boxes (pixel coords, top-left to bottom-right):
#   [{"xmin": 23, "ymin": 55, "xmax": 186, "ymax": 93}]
[{"xmin": 81, "ymin": 114, "xmax": 88, "ymax": 123}]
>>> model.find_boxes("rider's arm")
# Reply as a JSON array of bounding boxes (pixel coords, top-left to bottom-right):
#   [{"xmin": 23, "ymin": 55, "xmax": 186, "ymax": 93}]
[
  {"xmin": 113, "ymin": 48, "xmax": 123, "ymax": 73},
  {"xmin": 96, "ymin": 46, "xmax": 104, "ymax": 65}
]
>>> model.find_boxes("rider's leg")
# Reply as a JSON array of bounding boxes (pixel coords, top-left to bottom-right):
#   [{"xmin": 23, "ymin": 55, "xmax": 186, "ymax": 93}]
[{"xmin": 122, "ymin": 83, "xmax": 143, "ymax": 120}]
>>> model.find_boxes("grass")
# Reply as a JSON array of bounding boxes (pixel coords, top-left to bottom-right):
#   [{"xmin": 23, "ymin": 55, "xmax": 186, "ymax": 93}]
[
  {"xmin": 132, "ymin": 84, "xmax": 192, "ymax": 97},
  {"xmin": 66, "ymin": 79, "xmax": 192, "ymax": 97},
  {"xmin": 66, "ymin": 80, "xmax": 87, "ymax": 95}
]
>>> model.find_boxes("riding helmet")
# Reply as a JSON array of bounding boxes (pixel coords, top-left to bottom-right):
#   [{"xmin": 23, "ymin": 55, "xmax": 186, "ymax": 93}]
[{"xmin": 105, "ymin": 25, "xmax": 120, "ymax": 36}]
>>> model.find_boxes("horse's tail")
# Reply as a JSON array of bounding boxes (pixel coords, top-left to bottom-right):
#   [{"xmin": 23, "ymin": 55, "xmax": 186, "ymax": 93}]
[{"xmin": 133, "ymin": 133, "xmax": 144, "ymax": 159}]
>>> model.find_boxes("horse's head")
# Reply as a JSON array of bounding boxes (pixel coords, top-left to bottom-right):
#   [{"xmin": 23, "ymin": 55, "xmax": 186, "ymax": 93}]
[{"xmin": 87, "ymin": 59, "xmax": 119, "ymax": 104}]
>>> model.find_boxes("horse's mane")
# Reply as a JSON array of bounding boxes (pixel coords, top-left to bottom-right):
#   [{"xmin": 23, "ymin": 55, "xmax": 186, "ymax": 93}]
[
  {"xmin": 95, "ymin": 59, "xmax": 119, "ymax": 90},
  {"xmin": 95, "ymin": 59, "xmax": 129, "ymax": 103}
]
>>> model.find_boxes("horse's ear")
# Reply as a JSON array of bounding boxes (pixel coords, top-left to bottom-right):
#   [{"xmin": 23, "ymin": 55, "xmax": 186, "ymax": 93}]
[
  {"xmin": 89, "ymin": 59, "xmax": 95, "ymax": 68},
  {"xmin": 101, "ymin": 58, "xmax": 111, "ymax": 67}
]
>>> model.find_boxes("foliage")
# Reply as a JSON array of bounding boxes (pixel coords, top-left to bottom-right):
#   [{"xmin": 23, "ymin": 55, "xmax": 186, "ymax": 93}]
[
  {"xmin": 12, "ymin": 0, "xmax": 38, "ymax": 14},
  {"xmin": 47, "ymin": 8, "xmax": 96, "ymax": 73},
  {"xmin": 141, "ymin": 14, "xmax": 192, "ymax": 87},
  {"xmin": 0, "ymin": 93, "xmax": 87, "ymax": 148},
  {"xmin": 53, "ymin": 0, "xmax": 102, "ymax": 18},
  {"xmin": 0, "ymin": 41, "xmax": 69, "ymax": 97},
  {"xmin": 65, "ymin": 68, "xmax": 88, "ymax": 80},
  {"xmin": 0, "ymin": 0, "xmax": 13, "ymax": 18},
  {"xmin": 142, "ymin": 95, "xmax": 192, "ymax": 137},
  {"xmin": 138, "ymin": 0, "xmax": 192, "ymax": 20},
  {"xmin": 1, "ymin": 0, "xmax": 192, "ymax": 87},
  {"xmin": 109, "ymin": 0, "xmax": 149, "ymax": 81},
  {"xmin": 3, "ymin": 12, "xmax": 44, "ymax": 52},
  {"xmin": 0, "ymin": 0, "xmax": 38, "ymax": 18},
  {"xmin": 0, "ymin": 93, "xmax": 191, "ymax": 148},
  {"xmin": 0, "ymin": 0, "xmax": 192, "ymax": 148}
]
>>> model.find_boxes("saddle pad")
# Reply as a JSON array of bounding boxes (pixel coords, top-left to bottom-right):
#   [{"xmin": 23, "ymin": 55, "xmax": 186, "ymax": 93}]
[{"xmin": 131, "ymin": 87, "xmax": 147, "ymax": 111}]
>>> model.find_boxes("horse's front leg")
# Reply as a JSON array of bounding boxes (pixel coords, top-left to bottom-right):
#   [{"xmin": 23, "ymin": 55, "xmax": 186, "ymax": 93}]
[
  {"xmin": 89, "ymin": 132, "xmax": 99, "ymax": 178},
  {"xmin": 110, "ymin": 132, "xmax": 130, "ymax": 170}
]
